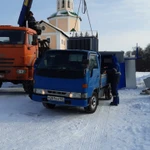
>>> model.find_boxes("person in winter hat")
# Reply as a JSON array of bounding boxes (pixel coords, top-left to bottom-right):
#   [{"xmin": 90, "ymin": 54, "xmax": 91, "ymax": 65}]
[{"xmin": 27, "ymin": 11, "xmax": 36, "ymax": 30}]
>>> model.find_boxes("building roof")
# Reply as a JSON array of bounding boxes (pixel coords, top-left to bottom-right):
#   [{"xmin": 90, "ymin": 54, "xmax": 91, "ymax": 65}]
[
  {"xmin": 47, "ymin": 10, "xmax": 82, "ymax": 21},
  {"xmin": 39, "ymin": 20, "xmax": 69, "ymax": 38}
]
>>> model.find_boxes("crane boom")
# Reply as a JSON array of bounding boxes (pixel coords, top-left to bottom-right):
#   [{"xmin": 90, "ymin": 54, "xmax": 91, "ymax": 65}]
[{"xmin": 18, "ymin": 0, "xmax": 33, "ymax": 26}]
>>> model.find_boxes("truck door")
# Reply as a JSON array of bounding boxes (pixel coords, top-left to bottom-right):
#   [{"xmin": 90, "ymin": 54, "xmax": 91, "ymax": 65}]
[
  {"xmin": 88, "ymin": 54, "xmax": 100, "ymax": 96},
  {"xmin": 25, "ymin": 33, "xmax": 37, "ymax": 66}
]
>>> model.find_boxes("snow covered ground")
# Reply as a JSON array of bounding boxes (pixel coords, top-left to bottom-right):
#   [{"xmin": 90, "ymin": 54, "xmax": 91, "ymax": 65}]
[{"xmin": 0, "ymin": 72, "xmax": 150, "ymax": 150}]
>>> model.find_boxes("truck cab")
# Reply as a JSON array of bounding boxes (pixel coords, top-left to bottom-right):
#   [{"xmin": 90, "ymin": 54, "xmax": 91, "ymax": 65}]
[
  {"xmin": 0, "ymin": 25, "xmax": 38, "ymax": 91},
  {"xmin": 30, "ymin": 49, "xmax": 111, "ymax": 113}
]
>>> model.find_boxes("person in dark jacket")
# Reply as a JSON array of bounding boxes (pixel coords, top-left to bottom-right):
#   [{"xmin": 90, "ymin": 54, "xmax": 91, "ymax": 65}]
[
  {"xmin": 27, "ymin": 11, "xmax": 36, "ymax": 30},
  {"xmin": 106, "ymin": 55, "xmax": 121, "ymax": 106},
  {"xmin": 26, "ymin": 11, "xmax": 42, "ymax": 35}
]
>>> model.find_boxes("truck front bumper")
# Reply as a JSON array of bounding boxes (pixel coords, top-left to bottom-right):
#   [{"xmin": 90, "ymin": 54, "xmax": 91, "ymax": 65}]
[
  {"xmin": 0, "ymin": 67, "xmax": 32, "ymax": 81},
  {"xmin": 30, "ymin": 94, "xmax": 89, "ymax": 107}
]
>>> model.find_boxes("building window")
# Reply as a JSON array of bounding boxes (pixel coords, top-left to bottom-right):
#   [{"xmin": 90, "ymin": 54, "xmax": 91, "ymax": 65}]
[
  {"xmin": 68, "ymin": 0, "xmax": 70, "ymax": 8},
  {"xmin": 62, "ymin": 0, "xmax": 65, "ymax": 8}
]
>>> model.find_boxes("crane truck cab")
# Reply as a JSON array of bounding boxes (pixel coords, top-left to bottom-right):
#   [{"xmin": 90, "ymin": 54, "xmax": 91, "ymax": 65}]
[
  {"xmin": 0, "ymin": 0, "xmax": 50, "ymax": 92},
  {"xmin": 0, "ymin": 25, "xmax": 38, "ymax": 91}
]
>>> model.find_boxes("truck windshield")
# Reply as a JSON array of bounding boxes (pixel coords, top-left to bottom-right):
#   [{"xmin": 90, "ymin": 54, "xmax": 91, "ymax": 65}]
[
  {"xmin": 36, "ymin": 51, "xmax": 88, "ymax": 79},
  {"xmin": 0, "ymin": 30, "xmax": 25, "ymax": 44}
]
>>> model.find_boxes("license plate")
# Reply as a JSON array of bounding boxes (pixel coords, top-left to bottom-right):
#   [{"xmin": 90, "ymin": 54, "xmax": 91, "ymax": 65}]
[
  {"xmin": 47, "ymin": 96, "xmax": 64, "ymax": 102},
  {"xmin": 0, "ymin": 74, "xmax": 4, "ymax": 78}
]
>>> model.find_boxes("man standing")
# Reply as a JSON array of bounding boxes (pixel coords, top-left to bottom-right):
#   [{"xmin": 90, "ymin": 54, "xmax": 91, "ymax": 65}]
[
  {"xmin": 26, "ymin": 11, "xmax": 41, "ymax": 35},
  {"xmin": 27, "ymin": 11, "xmax": 36, "ymax": 30},
  {"xmin": 106, "ymin": 55, "xmax": 121, "ymax": 106}
]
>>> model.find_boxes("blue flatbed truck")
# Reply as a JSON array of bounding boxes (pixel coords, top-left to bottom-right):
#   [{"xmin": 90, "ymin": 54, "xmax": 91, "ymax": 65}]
[{"xmin": 29, "ymin": 49, "xmax": 112, "ymax": 113}]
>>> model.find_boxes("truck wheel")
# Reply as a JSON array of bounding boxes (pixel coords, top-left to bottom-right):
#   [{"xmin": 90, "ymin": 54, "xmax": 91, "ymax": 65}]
[
  {"xmin": 42, "ymin": 102, "xmax": 56, "ymax": 109},
  {"xmin": 84, "ymin": 92, "xmax": 98, "ymax": 113},
  {"xmin": 23, "ymin": 81, "xmax": 33, "ymax": 94},
  {"xmin": 0, "ymin": 82, "xmax": 2, "ymax": 88}
]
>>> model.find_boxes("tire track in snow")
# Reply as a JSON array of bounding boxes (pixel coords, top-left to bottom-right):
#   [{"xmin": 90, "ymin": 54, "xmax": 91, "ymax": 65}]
[
  {"xmin": 30, "ymin": 102, "xmax": 112, "ymax": 150},
  {"xmin": 0, "ymin": 89, "xmax": 112, "ymax": 150},
  {"xmin": 77, "ymin": 102, "xmax": 111, "ymax": 150},
  {"xmin": 0, "ymin": 99, "xmax": 88, "ymax": 150},
  {"xmin": 60, "ymin": 101, "xmax": 111, "ymax": 150}
]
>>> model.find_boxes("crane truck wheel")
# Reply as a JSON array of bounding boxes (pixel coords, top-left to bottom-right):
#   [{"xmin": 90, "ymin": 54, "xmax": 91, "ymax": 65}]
[
  {"xmin": 42, "ymin": 102, "xmax": 56, "ymax": 109},
  {"xmin": 0, "ymin": 82, "xmax": 2, "ymax": 88},
  {"xmin": 84, "ymin": 92, "xmax": 98, "ymax": 113}
]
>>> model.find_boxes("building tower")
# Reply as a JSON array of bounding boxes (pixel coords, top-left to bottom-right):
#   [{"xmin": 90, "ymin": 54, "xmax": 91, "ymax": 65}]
[{"xmin": 47, "ymin": 0, "xmax": 81, "ymax": 32}]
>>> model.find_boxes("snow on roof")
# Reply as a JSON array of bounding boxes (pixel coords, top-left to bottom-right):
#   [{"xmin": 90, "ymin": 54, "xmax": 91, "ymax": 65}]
[{"xmin": 39, "ymin": 20, "xmax": 69, "ymax": 38}]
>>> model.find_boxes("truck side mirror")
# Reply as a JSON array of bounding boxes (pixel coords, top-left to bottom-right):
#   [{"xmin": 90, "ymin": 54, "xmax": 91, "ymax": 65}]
[{"xmin": 32, "ymin": 34, "xmax": 38, "ymax": 45}]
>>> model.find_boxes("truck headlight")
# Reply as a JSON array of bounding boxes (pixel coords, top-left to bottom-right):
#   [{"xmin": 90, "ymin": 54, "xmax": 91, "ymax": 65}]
[
  {"xmin": 69, "ymin": 92, "xmax": 87, "ymax": 98},
  {"xmin": 16, "ymin": 69, "xmax": 26, "ymax": 74},
  {"xmin": 34, "ymin": 88, "xmax": 46, "ymax": 95}
]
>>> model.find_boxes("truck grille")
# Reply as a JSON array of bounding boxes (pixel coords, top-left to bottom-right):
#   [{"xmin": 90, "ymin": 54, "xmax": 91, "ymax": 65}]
[
  {"xmin": 47, "ymin": 90, "xmax": 69, "ymax": 97},
  {"xmin": 0, "ymin": 58, "xmax": 14, "ymax": 60},
  {"xmin": 0, "ymin": 70, "xmax": 11, "ymax": 74},
  {"xmin": 0, "ymin": 62, "xmax": 13, "ymax": 64},
  {"xmin": 0, "ymin": 58, "xmax": 14, "ymax": 65}
]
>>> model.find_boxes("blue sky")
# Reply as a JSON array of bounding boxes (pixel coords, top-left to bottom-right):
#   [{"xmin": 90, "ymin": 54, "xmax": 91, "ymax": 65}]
[{"xmin": 0, "ymin": 0, "xmax": 150, "ymax": 51}]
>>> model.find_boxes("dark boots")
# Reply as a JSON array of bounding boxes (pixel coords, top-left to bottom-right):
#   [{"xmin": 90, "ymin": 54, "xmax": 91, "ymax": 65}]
[{"xmin": 110, "ymin": 96, "xmax": 119, "ymax": 106}]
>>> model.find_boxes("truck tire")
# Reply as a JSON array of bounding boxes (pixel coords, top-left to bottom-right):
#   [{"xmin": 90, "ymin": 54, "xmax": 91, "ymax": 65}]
[
  {"xmin": 84, "ymin": 92, "xmax": 98, "ymax": 113},
  {"xmin": 42, "ymin": 102, "xmax": 56, "ymax": 109},
  {"xmin": 23, "ymin": 81, "xmax": 33, "ymax": 94},
  {"xmin": 0, "ymin": 82, "xmax": 2, "ymax": 88}
]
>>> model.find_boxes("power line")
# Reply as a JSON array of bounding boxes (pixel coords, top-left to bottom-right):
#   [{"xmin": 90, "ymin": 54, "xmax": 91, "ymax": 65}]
[
  {"xmin": 84, "ymin": 0, "xmax": 93, "ymax": 36},
  {"xmin": 73, "ymin": 0, "xmax": 93, "ymax": 36},
  {"xmin": 73, "ymin": 0, "xmax": 82, "ymax": 36}
]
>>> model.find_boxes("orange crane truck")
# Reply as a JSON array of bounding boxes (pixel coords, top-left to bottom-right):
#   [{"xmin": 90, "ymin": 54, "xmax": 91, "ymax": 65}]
[{"xmin": 0, "ymin": 0, "xmax": 49, "ymax": 92}]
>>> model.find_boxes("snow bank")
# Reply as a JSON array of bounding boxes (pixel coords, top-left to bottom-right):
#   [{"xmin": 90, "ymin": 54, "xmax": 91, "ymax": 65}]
[{"xmin": 136, "ymin": 72, "xmax": 150, "ymax": 88}]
